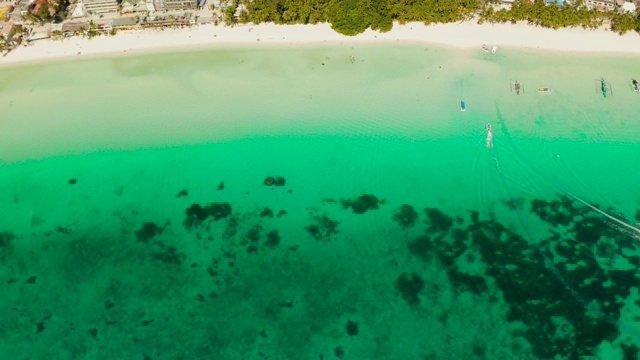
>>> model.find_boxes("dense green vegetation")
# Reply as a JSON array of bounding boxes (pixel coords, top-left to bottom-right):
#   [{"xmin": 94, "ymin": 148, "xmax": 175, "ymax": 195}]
[
  {"xmin": 16, "ymin": 0, "xmax": 640, "ymax": 37},
  {"xmin": 240, "ymin": 0, "xmax": 640, "ymax": 36},
  {"xmin": 479, "ymin": 0, "xmax": 640, "ymax": 34}
]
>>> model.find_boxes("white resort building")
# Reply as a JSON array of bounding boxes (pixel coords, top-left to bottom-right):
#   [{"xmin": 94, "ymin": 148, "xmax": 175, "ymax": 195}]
[
  {"xmin": 82, "ymin": 0, "xmax": 118, "ymax": 14},
  {"xmin": 153, "ymin": 0, "xmax": 196, "ymax": 10},
  {"xmin": 70, "ymin": 0, "xmax": 87, "ymax": 17},
  {"xmin": 121, "ymin": 0, "xmax": 149, "ymax": 13}
]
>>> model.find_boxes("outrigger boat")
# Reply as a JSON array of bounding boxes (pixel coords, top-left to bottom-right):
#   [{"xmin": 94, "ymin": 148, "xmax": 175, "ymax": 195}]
[
  {"xmin": 600, "ymin": 77, "xmax": 608, "ymax": 98},
  {"xmin": 460, "ymin": 100, "xmax": 466, "ymax": 112},
  {"xmin": 481, "ymin": 45, "xmax": 498, "ymax": 54},
  {"xmin": 632, "ymin": 78, "xmax": 639, "ymax": 93},
  {"xmin": 510, "ymin": 80, "xmax": 524, "ymax": 95}
]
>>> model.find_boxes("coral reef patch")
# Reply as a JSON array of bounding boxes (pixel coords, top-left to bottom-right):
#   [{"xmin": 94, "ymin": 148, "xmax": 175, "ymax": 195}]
[
  {"xmin": 183, "ymin": 202, "xmax": 232, "ymax": 228},
  {"xmin": 341, "ymin": 194, "xmax": 382, "ymax": 214},
  {"xmin": 392, "ymin": 204, "xmax": 418, "ymax": 227}
]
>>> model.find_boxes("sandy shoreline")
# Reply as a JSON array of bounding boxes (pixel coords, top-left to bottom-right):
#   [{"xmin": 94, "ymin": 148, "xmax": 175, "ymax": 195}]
[{"xmin": 2, "ymin": 20, "xmax": 640, "ymax": 66}]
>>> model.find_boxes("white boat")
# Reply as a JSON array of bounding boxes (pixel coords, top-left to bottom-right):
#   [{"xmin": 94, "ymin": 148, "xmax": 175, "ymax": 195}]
[
  {"xmin": 491, "ymin": 46, "xmax": 497, "ymax": 54},
  {"xmin": 485, "ymin": 123, "xmax": 493, "ymax": 148}
]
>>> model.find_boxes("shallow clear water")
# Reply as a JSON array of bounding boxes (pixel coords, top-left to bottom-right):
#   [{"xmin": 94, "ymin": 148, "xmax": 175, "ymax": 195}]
[{"xmin": 1, "ymin": 44, "xmax": 639, "ymax": 359}]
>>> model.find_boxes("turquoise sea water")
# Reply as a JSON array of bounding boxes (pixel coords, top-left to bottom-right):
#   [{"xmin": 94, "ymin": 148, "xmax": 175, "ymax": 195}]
[{"xmin": 1, "ymin": 44, "xmax": 640, "ymax": 359}]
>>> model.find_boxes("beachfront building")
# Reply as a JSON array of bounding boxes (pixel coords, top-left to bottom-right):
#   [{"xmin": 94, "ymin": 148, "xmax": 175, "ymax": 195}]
[
  {"xmin": 622, "ymin": 1, "xmax": 636, "ymax": 11},
  {"xmin": 585, "ymin": 0, "xmax": 617, "ymax": 10},
  {"xmin": 10, "ymin": 0, "xmax": 34, "ymax": 21},
  {"xmin": 83, "ymin": 0, "xmax": 118, "ymax": 14},
  {"xmin": 153, "ymin": 0, "xmax": 196, "ymax": 10},
  {"xmin": 1, "ymin": 5, "xmax": 15, "ymax": 19},
  {"xmin": 31, "ymin": 0, "xmax": 51, "ymax": 16},
  {"xmin": 140, "ymin": 11, "xmax": 194, "ymax": 26},
  {"xmin": 70, "ymin": 0, "xmax": 87, "ymax": 17},
  {"xmin": 61, "ymin": 21, "xmax": 88, "ymax": 35},
  {"xmin": 111, "ymin": 16, "xmax": 139, "ymax": 28},
  {"xmin": 1, "ymin": 20, "xmax": 15, "ymax": 40},
  {"xmin": 120, "ymin": 0, "xmax": 148, "ymax": 13},
  {"xmin": 491, "ymin": 0, "xmax": 515, "ymax": 8}
]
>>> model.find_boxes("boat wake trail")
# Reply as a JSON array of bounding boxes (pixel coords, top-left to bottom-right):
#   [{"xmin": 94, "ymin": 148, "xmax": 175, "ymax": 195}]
[
  {"xmin": 568, "ymin": 192, "xmax": 640, "ymax": 237},
  {"xmin": 488, "ymin": 105, "xmax": 637, "ymax": 332},
  {"xmin": 493, "ymin": 106, "xmax": 638, "ymax": 240},
  {"xmin": 489, "ymin": 143, "xmax": 622, "ymax": 329}
]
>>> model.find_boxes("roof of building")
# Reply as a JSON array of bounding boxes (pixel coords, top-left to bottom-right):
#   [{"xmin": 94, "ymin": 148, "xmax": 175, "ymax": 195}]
[
  {"xmin": 111, "ymin": 17, "xmax": 138, "ymax": 26},
  {"xmin": 83, "ymin": 0, "xmax": 117, "ymax": 4},
  {"xmin": 1, "ymin": 20, "xmax": 15, "ymax": 34},
  {"xmin": 121, "ymin": 0, "xmax": 146, "ymax": 6},
  {"xmin": 31, "ymin": 0, "xmax": 50, "ymax": 15},
  {"xmin": 70, "ymin": 1, "xmax": 86, "ymax": 16},
  {"xmin": 61, "ymin": 21, "xmax": 88, "ymax": 32}
]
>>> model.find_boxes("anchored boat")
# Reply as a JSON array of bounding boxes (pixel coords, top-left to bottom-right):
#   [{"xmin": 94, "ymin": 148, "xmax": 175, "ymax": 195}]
[
  {"xmin": 632, "ymin": 78, "xmax": 639, "ymax": 93},
  {"xmin": 485, "ymin": 123, "xmax": 493, "ymax": 148},
  {"xmin": 481, "ymin": 45, "xmax": 498, "ymax": 54},
  {"xmin": 510, "ymin": 80, "xmax": 524, "ymax": 95},
  {"xmin": 460, "ymin": 100, "xmax": 466, "ymax": 112},
  {"xmin": 538, "ymin": 87, "xmax": 550, "ymax": 93},
  {"xmin": 595, "ymin": 77, "xmax": 612, "ymax": 97}
]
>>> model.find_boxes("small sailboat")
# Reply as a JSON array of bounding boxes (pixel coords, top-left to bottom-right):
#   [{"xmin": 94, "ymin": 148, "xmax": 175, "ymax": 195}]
[
  {"xmin": 460, "ymin": 100, "xmax": 466, "ymax": 112},
  {"xmin": 632, "ymin": 78, "xmax": 639, "ymax": 93}
]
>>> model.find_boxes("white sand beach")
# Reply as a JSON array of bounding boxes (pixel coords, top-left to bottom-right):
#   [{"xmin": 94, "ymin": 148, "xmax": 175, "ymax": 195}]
[{"xmin": 2, "ymin": 20, "xmax": 640, "ymax": 65}]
